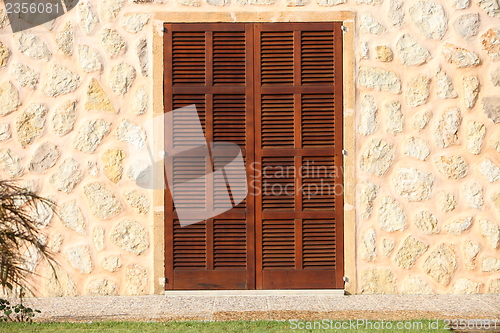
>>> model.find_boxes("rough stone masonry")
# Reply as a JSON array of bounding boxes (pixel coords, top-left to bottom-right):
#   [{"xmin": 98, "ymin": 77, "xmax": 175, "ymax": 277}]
[{"xmin": 0, "ymin": 0, "xmax": 499, "ymax": 296}]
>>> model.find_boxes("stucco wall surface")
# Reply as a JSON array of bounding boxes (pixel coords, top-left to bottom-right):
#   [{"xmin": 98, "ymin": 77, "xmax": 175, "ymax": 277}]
[{"xmin": 0, "ymin": 0, "xmax": 499, "ymax": 295}]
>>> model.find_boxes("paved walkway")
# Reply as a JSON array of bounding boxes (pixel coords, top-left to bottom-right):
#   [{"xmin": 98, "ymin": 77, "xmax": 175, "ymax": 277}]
[{"xmin": 19, "ymin": 292, "xmax": 500, "ymax": 322}]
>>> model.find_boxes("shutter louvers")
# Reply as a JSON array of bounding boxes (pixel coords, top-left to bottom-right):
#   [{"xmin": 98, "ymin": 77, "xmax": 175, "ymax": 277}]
[
  {"xmin": 302, "ymin": 94, "xmax": 335, "ymax": 147},
  {"xmin": 172, "ymin": 156, "xmax": 207, "ymax": 211},
  {"xmin": 302, "ymin": 157, "xmax": 336, "ymax": 210},
  {"xmin": 262, "ymin": 157, "xmax": 295, "ymax": 210},
  {"xmin": 172, "ymin": 32, "xmax": 205, "ymax": 85},
  {"xmin": 172, "ymin": 95, "xmax": 206, "ymax": 148},
  {"xmin": 262, "ymin": 220, "xmax": 295, "ymax": 269},
  {"xmin": 173, "ymin": 220, "xmax": 206, "ymax": 269},
  {"xmin": 301, "ymin": 31, "xmax": 335, "ymax": 85},
  {"xmin": 214, "ymin": 219, "xmax": 247, "ymax": 269},
  {"xmin": 302, "ymin": 219, "xmax": 336, "ymax": 269},
  {"xmin": 261, "ymin": 95, "xmax": 294, "ymax": 148},
  {"xmin": 213, "ymin": 155, "xmax": 247, "ymax": 209},
  {"xmin": 261, "ymin": 32, "xmax": 294, "ymax": 85},
  {"xmin": 213, "ymin": 94, "xmax": 246, "ymax": 147},
  {"xmin": 213, "ymin": 32, "xmax": 246, "ymax": 85}
]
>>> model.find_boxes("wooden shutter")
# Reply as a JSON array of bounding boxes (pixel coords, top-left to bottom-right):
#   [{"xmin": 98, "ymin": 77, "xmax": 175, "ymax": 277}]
[
  {"xmin": 164, "ymin": 22, "xmax": 344, "ymax": 290},
  {"xmin": 164, "ymin": 23, "xmax": 255, "ymax": 289},
  {"xmin": 254, "ymin": 23, "xmax": 344, "ymax": 289}
]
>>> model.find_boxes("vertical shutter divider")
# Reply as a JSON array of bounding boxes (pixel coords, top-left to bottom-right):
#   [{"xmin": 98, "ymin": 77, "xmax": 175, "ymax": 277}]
[
  {"xmin": 295, "ymin": 218, "xmax": 303, "ymax": 270},
  {"xmin": 294, "ymin": 92, "xmax": 303, "ymax": 211},
  {"xmin": 254, "ymin": 23, "xmax": 264, "ymax": 290},
  {"xmin": 246, "ymin": 22, "xmax": 257, "ymax": 290},
  {"xmin": 206, "ymin": 218, "xmax": 214, "ymax": 270},
  {"xmin": 206, "ymin": 94, "xmax": 214, "ymax": 214},
  {"xmin": 205, "ymin": 24, "xmax": 214, "ymax": 269},
  {"xmin": 293, "ymin": 30, "xmax": 301, "ymax": 86},
  {"xmin": 294, "ymin": 156, "xmax": 303, "ymax": 212},
  {"xmin": 294, "ymin": 155, "xmax": 303, "ymax": 272},
  {"xmin": 205, "ymin": 30, "xmax": 214, "ymax": 215},
  {"xmin": 294, "ymin": 94, "xmax": 302, "ymax": 149},
  {"xmin": 293, "ymin": 31, "xmax": 303, "ymax": 274},
  {"xmin": 206, "ymin": 31, "xmax": 213, "ymax": 87}
]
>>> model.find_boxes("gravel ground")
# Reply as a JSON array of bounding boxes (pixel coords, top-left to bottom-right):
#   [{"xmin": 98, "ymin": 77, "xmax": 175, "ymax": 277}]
[{"xmin": 17, "ymin": 294, "xmax": 500, "ymax": 322}]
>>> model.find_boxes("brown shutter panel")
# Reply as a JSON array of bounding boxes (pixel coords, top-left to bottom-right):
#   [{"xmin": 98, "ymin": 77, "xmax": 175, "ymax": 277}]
[
  {"xmin": 254, "ymin": 23, "xmax": 343, "ymax": 289},
  {"xmin": 164, "ymin": 23, "xmax": 255, "ymax": 289}
]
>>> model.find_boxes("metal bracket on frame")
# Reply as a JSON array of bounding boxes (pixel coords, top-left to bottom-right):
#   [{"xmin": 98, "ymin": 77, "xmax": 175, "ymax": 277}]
[{"xmin": 341, "ymin": 25, "xmax": 348, "ymax": 33}]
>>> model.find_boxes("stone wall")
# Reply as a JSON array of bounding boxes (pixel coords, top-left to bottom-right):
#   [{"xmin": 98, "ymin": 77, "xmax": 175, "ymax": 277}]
[
  {"xmin": 353, "ymin": 0, "xmax": 500, "ymax": 295},
  {"xmin": 0, "ymin": 0, "xmax": 499, "ymax": 295},
  {"xmin": 0, "ymin": 0, "xmax": 153, "ymax": 296}
]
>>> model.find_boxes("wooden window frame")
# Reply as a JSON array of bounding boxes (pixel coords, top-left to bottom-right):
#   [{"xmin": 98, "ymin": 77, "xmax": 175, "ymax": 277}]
[{"xmin": 150, "ymin": 11, "xmax": 356, "ymax": 294}]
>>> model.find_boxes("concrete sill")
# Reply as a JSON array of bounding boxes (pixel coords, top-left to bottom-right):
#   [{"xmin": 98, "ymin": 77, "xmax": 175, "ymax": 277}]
[{"xmin": 164, "ymin": 289, "xmax": 345, "ymax": 296}]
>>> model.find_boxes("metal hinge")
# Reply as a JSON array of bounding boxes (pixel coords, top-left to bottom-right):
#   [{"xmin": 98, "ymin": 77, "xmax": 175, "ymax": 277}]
[
  {"xmin": 342, "ymin": 150, "xmax": 348, "ymax": 156},
  {"xmin": 343, "ymin": 276, "xmax": 349, "ymax": 283},
  {"xmin": 341, "ymin": 25, "xmax": 348, "ymax": 33},
  {"xmin": 160, "ymin": 277, "xmax": 168, "ymax": 284},
  {"xmin": 162, "ymin": 27, "xmax": 168, "ymax": 32}
]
